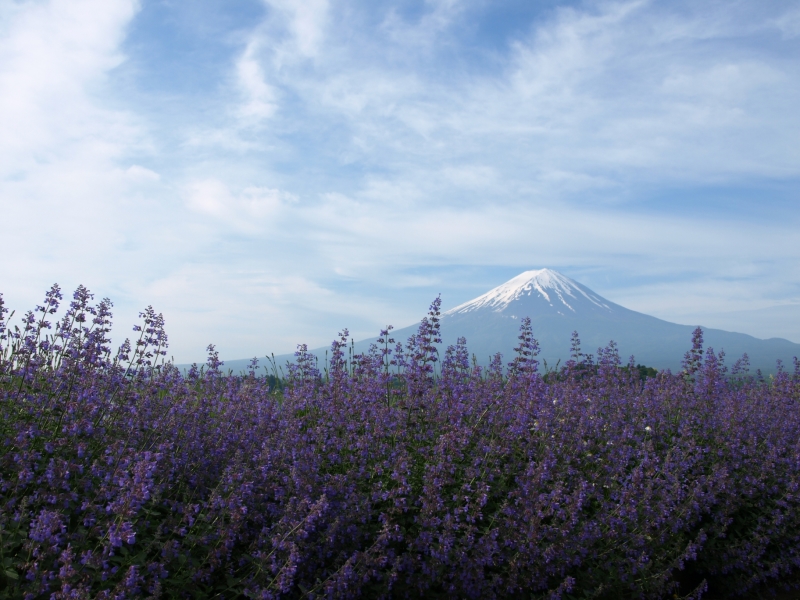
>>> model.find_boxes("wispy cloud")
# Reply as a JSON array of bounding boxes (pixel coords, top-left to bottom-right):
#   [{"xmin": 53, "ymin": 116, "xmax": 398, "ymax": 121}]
[
  {"xmin": 0, "ymin": 0, "xmax": 141, "ymax": 169},
  {"xmin": 235, "ymin": 39, "xmax": 279, "ymax": 124},
  {"xmin": 0, "ymin": 0, "xmax": 147, "ymax": 288},
  {"xmin": 185, "ymin": 179, "xmax": 296, "ymax": 231}
]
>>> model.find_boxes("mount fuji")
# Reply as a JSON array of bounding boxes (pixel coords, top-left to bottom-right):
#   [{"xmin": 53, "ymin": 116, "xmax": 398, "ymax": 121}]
[
  {"xmin": 431, "ymin": 268, "xmax": 800, "ymax": 372},
  {"xmin": 222, "ymin": 269, "xmax": 800, "ymax": 374}
]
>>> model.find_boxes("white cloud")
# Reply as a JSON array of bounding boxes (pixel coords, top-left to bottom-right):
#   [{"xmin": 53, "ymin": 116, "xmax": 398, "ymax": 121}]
[
  {"xmin": 124, "ymin": 164, "xmax": 160, "ymax": 182},
  {"xmin": 441, "ymin": 165, "xmax": 497, "ymax": 188},
  {"xmin": 773, "ymin": 7, "xmax": 800, "ymax": 38},
  {"xmin": 262, "ymin": 0, "xmax": 329, "ymax": 58},
  {"xmin": 0, "ymin": 0, "xmax": 148, "ymax": 293},
  {"xmin": 379, "ymin": 0, "xmax": 464, "ymax": 48},
  {"xmin": 185, "ymin": 179, "xmax": 296, "ymax": 231},
  {"xmin": 226, "ymin": 0, "xmax": 800, "ymax": 198},
  {"xmin": 508, "ymin": 2, "xmax": 644, "ymax": 100},
  {"xmin": 235, "ymin": 39, "xmax": 279, "ymax": 124},
  {"xmin": 0, "ymin": 0, "xmax": 141, "ymax": 173}
]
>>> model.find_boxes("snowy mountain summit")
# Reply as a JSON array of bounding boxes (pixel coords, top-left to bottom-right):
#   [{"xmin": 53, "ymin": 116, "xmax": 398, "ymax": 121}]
[{"xmin": 444, "ymin": 269, "xmax": 613, "ymax": 318}]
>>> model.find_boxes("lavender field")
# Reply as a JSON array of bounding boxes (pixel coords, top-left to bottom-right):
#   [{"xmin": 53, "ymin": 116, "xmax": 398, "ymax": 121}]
[{"xmin": 2, "ymin": 285, "xmax": 800, "ymax": 599}]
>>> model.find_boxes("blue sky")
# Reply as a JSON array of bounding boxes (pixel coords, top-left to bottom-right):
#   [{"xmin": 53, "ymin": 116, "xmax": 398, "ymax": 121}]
[{"xmin": 1, "ymin": 0, "xmax": 799, "ymax": 362}]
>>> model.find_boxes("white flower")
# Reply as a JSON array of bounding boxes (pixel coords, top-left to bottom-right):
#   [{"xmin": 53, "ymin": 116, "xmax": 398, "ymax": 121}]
[{"xmin": 645, "ymin": 426, "xmax": 652, "ymax": 432}]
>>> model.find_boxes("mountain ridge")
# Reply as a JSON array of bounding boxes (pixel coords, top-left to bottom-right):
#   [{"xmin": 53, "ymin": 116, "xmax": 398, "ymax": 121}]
[{"xmin": 212, "ymin": 269, "xmax": 800, "ymax": 375}]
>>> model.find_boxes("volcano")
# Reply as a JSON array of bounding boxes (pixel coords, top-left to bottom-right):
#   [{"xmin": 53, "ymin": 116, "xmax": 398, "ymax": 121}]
[
  {"xmin": 223, "ymin": 269, "xmax": 800, "ymax": 374},
  {"xmin": 429, "ymin": 268, "xmax": 800, "ymax": 372}
]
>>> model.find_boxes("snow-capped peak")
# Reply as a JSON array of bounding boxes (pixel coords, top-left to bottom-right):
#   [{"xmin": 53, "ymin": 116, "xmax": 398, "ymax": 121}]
[{"xmin": 444, "ymin": 269, "xmax": 611, "ymax": 315}]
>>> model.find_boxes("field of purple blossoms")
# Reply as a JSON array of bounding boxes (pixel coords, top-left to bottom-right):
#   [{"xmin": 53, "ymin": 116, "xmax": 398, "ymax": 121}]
[{"xmin": 2, "ymin": 285, "xmax": 800, "ymax": 600}]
